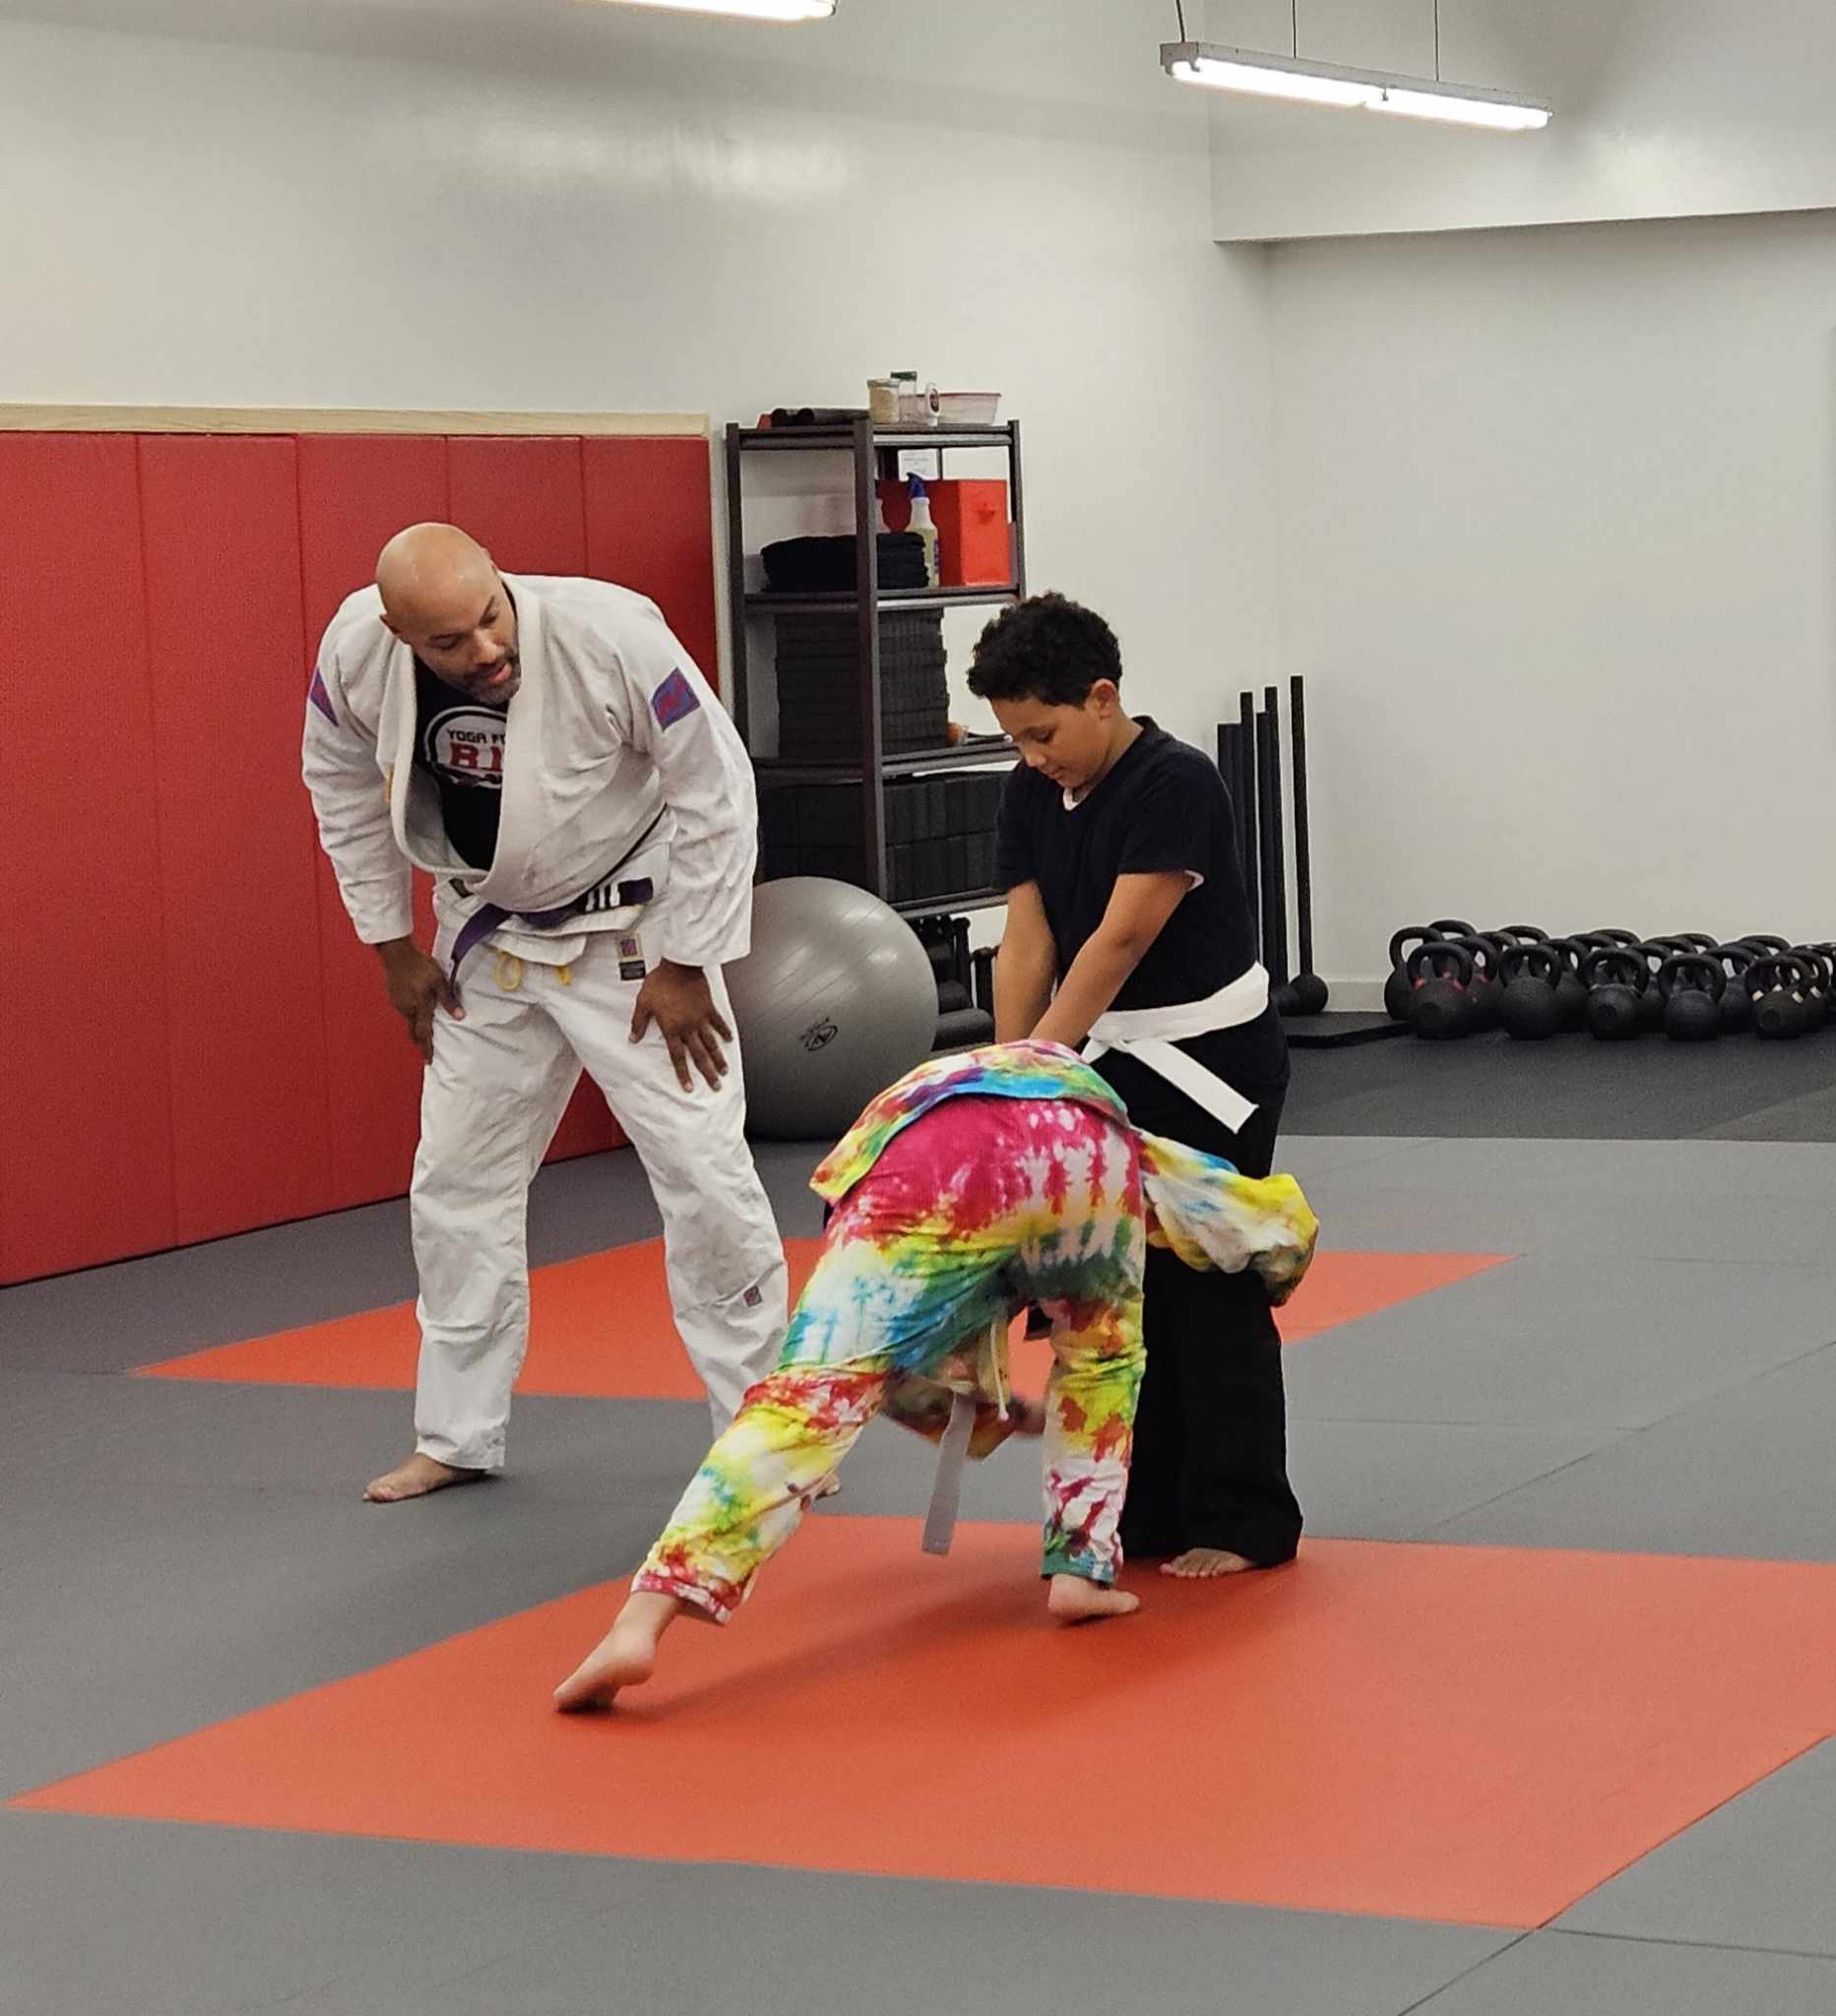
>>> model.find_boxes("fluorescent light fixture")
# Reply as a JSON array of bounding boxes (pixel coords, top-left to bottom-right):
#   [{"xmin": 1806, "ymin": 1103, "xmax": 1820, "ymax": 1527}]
[
  {"xmin": 1162, "ymin": 41, "xmax": 1550, "ymax": 131},
  {"xmin": 1373, "ymin": 85, "xmax": 1550, "ymax": 130},
  {"xmin": 604, "ymin": 0, "xmax": 835, "ymax": 19}
]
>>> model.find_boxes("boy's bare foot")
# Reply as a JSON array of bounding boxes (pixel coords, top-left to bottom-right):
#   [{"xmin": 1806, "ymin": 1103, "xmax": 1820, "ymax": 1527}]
[
  {"xmin": 363, "ymin": 1453, "xmax": 485, "ymax": 1503},
  {"xmin": 554, "ymin": 1593, "xmax": 684, "ymax": 1712},
  {"xmin": 1161, "ymin": 1547, "xmax": 1254, "ymax": 1579},
  {"xmin": 1047, "ymin": 1574, "xmax": 1141, "ymax": 1623}
]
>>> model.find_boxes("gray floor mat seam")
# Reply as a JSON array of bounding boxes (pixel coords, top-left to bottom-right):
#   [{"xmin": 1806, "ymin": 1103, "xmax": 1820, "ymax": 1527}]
[
  {"xmin": 1408, "ymin": 1439, "xmax": 1640, "ymax": 1541},
  {"xmin": 1549, "ymin": 1922, "xmax": 1836, "ymax": 1966},
  {"xmin": 1395, "ymin": 1929, "xmax": 1537, "ymax": 2013}
]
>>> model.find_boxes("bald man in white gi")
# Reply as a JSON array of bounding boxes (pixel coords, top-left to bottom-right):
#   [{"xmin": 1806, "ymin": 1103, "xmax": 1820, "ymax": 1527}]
[{"xmin": 303, "ymin": 524, "xmax": 787, "ymax": 1502}]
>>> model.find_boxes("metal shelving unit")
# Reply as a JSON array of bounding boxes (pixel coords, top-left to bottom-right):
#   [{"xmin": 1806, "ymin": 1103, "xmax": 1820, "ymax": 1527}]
[{"xmin": 726, "ymin": 415, "xmax": 1026, "ymax": 915}]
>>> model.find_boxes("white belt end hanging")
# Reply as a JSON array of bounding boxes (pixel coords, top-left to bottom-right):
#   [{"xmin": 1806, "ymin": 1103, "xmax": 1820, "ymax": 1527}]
[{"xmin": 920, "ymin": 1390, "xmax": 979, "ymax": 1556}]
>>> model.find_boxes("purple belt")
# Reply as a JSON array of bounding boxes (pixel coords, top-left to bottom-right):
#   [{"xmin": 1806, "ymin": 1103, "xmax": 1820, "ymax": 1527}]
[{"xmin": 447, "ymin": 814, "xmax": 663, "ymax": 977}]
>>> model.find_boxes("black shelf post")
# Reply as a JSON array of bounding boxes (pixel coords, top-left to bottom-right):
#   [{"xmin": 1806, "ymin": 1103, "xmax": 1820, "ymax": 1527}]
[
  {"xmin": 851, "ymin": 414, "xmax": 888, "ymax": 899},
  {"xmin": 723, "ymin": 422, "xmax": 750, "ymax": 747}
]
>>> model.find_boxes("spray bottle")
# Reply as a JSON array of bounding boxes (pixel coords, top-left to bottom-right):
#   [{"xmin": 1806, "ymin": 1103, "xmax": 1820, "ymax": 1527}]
[{"xmin": 907, "ymin": 474, "xmax": 940, "ymax": 588}]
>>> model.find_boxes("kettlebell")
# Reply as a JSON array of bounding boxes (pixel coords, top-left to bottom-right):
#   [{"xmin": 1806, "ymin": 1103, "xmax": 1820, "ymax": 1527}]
[
  {"xmin": 1548, "ymin": 938, "xmax": 1590, "ymax": 1033},
  {"xmin": 1712, "ymin": 944, "xmax": 1756, "ymax": 1033},
  {"xmin": 1582, "ymin": 947, "xmax": 1646, "ymax": 1040},
  {"xmin": 1427, "ymin": 918, "xmax": 1477, "ymax": 940},
  {"xmin": 1489, "ymin": 923, "xmax": 1552, "ymax": 948},
  {"xmin": 1790, "ymin": 946, "xmax": 1831, "ymax": 1030},
  {"xmin": 1742, "ymin": 934, "xmax": 1793, "ymax": 957},
  {"xmin": 1658, "ymin": 954, "xmax": 1723, "ymax": 1043},
  {"xmin": 1588, "ymin": 927, "xmax": 1643, "ymax": 951},
  {"xmin": 1498, "ymin": 942, "xmax": 1565, "ymax": 1040},
  {"xmin": 1452, "ymin": 934, "xmax": 1506, "ymax": 1033},
  {"xmin": 1633, "ymin": 943, "xmax": 1673, "ymax": 1033},
  {"xmin": 1749, "ymin": 954, "xmax": 1814, "ymax": 1040},
  {"xmin": 1408, "ymin": 939, "xmax": 1476, "ymax": 1040},
  {"xmin": 1386, "ymin": 925, "xmax": 1437, "ymax": 1023}
]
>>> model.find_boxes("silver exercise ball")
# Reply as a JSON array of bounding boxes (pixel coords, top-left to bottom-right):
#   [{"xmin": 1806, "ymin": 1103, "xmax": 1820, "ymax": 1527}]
[{"xmin": 728, "ymin": 878, "xmax": 937, "ymax": 1140}]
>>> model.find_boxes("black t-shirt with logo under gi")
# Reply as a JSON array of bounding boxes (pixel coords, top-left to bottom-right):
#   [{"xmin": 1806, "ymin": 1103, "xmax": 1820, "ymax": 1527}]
[{"xmin": 413, "ymin": 661, "xmax": 508, "ymax": 871}]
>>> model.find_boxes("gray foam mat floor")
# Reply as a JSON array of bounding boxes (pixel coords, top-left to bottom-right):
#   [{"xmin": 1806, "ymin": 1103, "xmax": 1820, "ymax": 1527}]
[
  {"xmin": 6, "ymin": 1114, "xmax": 1836, "ymax": 2012},
  {"xmin": 1283, "ymin": 1025, "xmax": 1836, "ymax": 1140}
]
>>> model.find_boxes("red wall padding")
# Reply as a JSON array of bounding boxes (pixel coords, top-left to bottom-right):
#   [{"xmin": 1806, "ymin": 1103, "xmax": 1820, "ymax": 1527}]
[
  {"xmin": 139, "ymin": 435, "xmax": 334, "ymax": 1244},
  {"xmin": 584, "ymin": 437, "xmax": 720, "ymax": 679},
  {"xmin": 0, "ymin": 435, "xmax": 177, "ymax": 1280},
  {"xmin": 448, "ymin": 437, "xmax": 589, "ymax": 576},
  {"xmin": 2, "ymin": 428, "xmax": 718, "ymax": 1284}
]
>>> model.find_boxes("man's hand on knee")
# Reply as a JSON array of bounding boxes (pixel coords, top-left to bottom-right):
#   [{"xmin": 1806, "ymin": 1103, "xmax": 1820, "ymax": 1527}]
[
  {"xmin": 377, "ymin": 938, "xmax": 464, "ymax": 1063},
  {"xmin": 631, "ymin": 960, "xmax": 731, "ymax": 1091}
]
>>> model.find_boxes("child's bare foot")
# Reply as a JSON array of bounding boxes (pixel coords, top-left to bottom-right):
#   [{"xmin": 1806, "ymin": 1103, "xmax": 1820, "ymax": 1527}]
[
  {"xmin": 363, "ymin": 1453, "xmax": 486, "ymax": 1503},
  {"xmin": 1047, "ymin": 1574, "xmax": 1141, "ymax": 1623},
  {"xmin": 554, "ymin": 1593, "xmax": 684, "ymax": 1712},
  {"xmin": 1161, "ymin": 1547, "xmax": 1254, "ymax": 1579}
]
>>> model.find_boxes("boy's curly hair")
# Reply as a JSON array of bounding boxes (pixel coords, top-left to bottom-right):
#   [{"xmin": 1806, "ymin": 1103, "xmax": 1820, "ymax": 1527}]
[{"xmin": 967, "ymin": 593, "xmax": 1122, "ymax": 708}]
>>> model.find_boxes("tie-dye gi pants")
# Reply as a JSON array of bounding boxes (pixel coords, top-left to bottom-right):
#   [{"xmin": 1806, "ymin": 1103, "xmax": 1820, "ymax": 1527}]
[{"xmin": 631, "ymin": 1095, "xmax": 1148, "ymax": 1621}]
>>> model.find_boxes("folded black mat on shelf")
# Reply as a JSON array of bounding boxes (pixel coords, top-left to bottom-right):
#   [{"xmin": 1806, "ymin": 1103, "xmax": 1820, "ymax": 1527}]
[{"xmin": 761, "ymin": 533, "xmax": 928, "ymax": 594}]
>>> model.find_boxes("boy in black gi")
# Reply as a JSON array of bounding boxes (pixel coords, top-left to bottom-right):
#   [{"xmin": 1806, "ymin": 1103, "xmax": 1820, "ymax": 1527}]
[{"xmin": 970, "ymin": 593, "xmax": 1300, "ymax": 1578}]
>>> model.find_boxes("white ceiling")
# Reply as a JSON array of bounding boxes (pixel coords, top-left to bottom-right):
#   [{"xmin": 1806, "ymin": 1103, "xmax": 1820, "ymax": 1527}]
[{"xmin": 0, "ymin": 0, "xmax": 1202, "ymax": 125}]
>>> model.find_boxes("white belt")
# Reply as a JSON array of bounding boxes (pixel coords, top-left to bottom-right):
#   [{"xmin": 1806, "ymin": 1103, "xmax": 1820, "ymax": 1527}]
[
  {"xmin": 1083, "ymin": 964, "xmax": 1271, "ymax": 1136},
  {"xmin": 920, "ymin": 1393, "xmax": 979, "ymax": 1556}
]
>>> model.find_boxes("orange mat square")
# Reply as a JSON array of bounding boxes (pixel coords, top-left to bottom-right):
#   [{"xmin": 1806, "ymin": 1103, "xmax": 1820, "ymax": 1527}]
[
  {"xmin": 15, "ymin": 1522, "xmax": 1835, "ymax": 1928},
  {"xmin": 136, "ymin": 1245, "xmax": 1507, "ymax": 1398}
]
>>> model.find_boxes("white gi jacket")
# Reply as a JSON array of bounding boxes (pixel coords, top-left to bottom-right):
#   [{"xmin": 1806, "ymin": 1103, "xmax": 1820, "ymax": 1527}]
[{"xmin": 301, "ymin": 575, "xmax": 757, "ymax": 974}]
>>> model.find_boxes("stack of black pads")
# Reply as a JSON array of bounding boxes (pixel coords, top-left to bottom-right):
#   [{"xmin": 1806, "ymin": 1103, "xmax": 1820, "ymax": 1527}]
[
  {"xmin": 759, "ymin": 769, "xmax": 1004, "ymax": 905},
  {"xmin": 773, "ymin": 609, "xmax": 949, "ymax": 760}
]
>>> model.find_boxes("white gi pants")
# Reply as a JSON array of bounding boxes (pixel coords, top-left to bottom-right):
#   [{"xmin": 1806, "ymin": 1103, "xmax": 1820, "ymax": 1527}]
[{"xmin": 409, "ymin": 927, "xmax": 788, "ymax": 1471}]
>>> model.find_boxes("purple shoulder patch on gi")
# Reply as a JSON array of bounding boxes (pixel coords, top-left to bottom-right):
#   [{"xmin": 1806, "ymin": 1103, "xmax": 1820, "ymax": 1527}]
[
  {"xmin": 651, "ymin": 667, "xmax": 700, "ymax": 731},
  {"xmin": 306, "ymin": 665, "xmax": 339, "ymax": 725}
]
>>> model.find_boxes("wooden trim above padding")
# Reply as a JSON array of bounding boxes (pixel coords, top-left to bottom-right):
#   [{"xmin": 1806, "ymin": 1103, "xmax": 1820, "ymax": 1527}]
[{"xmin": 0, "ymin": 405, "xmax": 709, "ymax": 437}]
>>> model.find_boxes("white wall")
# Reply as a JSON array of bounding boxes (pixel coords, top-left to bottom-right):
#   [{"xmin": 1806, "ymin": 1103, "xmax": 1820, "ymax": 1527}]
[
  {"xmin": 0, "ymin": 2, "xmax": 1278, "ymax": 755},
  {"xmin": 1199, "ymin": 0, "xmax": 1836, "ymax": 242},
  {"xmin": 1267, "ymin": 207, "xmax": 1836, "ymax": 982}
]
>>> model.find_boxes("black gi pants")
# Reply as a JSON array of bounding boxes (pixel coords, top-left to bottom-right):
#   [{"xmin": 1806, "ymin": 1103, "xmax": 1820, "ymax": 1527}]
[{"xmin": 1093, "ymin": 1011, "xmax": 1302, "ymax": 1566}]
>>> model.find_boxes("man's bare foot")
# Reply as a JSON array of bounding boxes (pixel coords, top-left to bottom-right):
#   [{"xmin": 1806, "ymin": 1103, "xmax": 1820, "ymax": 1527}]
[
  {"xmin": 554, "ymin": 1593, "xmax": 684, "ymax": 1712},
  {"xmin": 363, "ymin": 1453, "xmax": 486, "ymax": 1503},
  {"xmin": 1161, "ymin": 1547, "xmax": 1254, "ymax": 1579},
  {"xmin": 1047, "ymin": 1573, "xmax": 1141, "ymax": 1623}
]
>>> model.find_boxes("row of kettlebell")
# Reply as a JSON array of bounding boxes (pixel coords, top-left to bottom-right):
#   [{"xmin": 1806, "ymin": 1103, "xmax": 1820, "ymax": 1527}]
[{"xmin": 1384, "ymin": 924, "xmax": 1836, "ymax": 1042}]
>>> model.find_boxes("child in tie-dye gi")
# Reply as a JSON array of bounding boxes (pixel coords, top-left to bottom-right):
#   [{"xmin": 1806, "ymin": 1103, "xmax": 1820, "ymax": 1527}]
[{"xmin": 554, "ymin": 1040, "xmax": 1317, "ymax": 1710}]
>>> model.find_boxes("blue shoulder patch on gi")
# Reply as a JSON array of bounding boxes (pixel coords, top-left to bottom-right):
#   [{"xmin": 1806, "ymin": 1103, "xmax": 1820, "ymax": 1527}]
[
  {"xmin": 306, "ymin": 665, "xmax": 339, "ymax": 725},
  {"xmin": 651, "ymin": 666, "xmax": 701, "ymax": 731}
]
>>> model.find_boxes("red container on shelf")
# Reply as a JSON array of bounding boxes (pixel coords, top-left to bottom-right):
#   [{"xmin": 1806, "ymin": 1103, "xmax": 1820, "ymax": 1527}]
[
  {"xmin": 930, "ymin": 479, "xmax": 1011, "ymax": 587},
  {"xmin": 876, "ymin": 477, "xmax": 1011, "ymax": 587}
]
